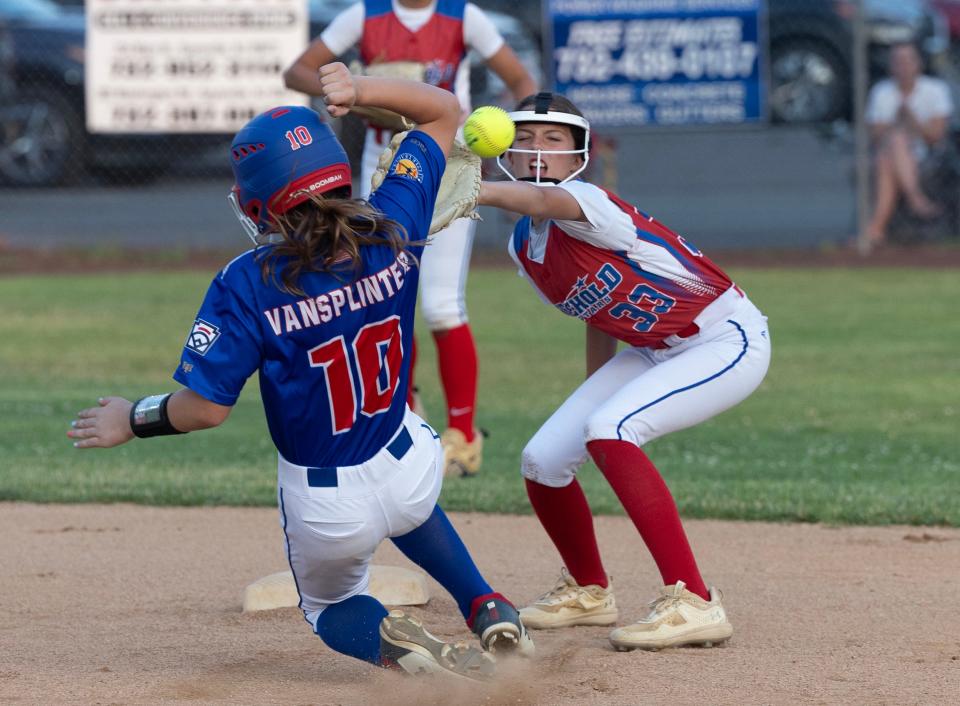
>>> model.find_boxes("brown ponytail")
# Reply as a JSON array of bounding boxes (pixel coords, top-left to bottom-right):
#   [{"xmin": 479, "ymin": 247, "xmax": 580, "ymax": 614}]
[{"xmin": 257, "ymin": 187, "xmax": 419, "ymax": 296}]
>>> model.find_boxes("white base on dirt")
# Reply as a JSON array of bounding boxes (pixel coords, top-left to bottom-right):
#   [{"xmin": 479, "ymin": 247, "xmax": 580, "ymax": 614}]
[{"xmin": 242, "ymin": 565, "xmax": 430, "ymax": 612}]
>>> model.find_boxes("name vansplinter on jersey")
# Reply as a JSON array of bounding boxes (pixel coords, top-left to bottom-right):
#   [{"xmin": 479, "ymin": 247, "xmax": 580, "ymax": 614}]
[{"xmin": 263, "ymin": 252, "xmax": 413, "ymax": 336}]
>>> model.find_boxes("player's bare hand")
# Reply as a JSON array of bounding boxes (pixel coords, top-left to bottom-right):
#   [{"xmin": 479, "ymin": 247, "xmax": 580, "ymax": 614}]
[
  {"xmin": 68, "ymin": 396, "xmax": 135, "ymax": 449},
  {"xmin": 318, "ymin": 62, "xmax": 357, "ymax": 118}
]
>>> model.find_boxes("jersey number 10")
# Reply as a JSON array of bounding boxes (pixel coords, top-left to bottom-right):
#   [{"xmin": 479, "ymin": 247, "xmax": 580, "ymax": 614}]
[{"xmin": 307, "ymin": 316, "xmax": 403, "ymax": 434}]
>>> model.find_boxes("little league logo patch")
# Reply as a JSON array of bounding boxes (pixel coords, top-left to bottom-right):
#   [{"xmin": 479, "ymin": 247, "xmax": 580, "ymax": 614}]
[
  {"xmin": 185, "ymin": 319, "xmax": 221, "ymax": 356},
  {"xmin": 391, "ymin": 153, "xmax": 423, "ymax": 182}
]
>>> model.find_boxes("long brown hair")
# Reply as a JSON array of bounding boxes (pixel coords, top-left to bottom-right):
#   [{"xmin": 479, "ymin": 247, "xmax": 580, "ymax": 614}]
[{"xmin": 257, "ymin": 187, "xmax": 415, "ymax": 296}]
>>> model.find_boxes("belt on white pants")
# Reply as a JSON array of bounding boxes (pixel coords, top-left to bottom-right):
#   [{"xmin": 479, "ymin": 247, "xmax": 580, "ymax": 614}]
[{"xmin": 277, "ymin": 417, "xmax": 416, "ymax": 495}]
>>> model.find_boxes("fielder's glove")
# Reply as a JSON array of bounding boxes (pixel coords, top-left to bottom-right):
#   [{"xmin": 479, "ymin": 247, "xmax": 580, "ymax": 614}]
[
  {"xmin": 371, "ymin": 132, "xmax": 482, "ymax": 235},
  {"xmin": 347, "ymin": 60, "xmax": 423, "ymax": 131}
]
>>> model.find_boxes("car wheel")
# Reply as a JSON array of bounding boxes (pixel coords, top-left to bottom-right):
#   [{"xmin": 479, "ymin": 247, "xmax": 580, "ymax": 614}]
[
  {"xmin": 770, "ymin": 38, "xmax": 849, "ymax": 123},
  {"xmin": 0, "ymin": 87, "xmax": 85, "ymax": 187}
]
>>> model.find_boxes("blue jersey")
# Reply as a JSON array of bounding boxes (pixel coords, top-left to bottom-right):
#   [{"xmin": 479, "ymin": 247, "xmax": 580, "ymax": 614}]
[{"xmin": 173, "ymin": 130, "xmax": 445, "ymax": 467}]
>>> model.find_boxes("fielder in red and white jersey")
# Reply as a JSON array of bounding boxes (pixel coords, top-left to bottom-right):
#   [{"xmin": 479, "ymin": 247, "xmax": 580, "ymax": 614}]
[
  {"xmin": 284, "ymin": 0, "xmax": 536, "ymax": 477},
  {"xmin": 479, "ymin": 92, "xmax": 772, "ymax": 652}
]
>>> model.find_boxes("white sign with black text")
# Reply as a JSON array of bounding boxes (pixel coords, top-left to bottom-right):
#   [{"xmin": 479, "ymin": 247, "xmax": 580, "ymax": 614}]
[{"xmin": 86, "ymin": 0, "xmax": 310, "ymax": 133}]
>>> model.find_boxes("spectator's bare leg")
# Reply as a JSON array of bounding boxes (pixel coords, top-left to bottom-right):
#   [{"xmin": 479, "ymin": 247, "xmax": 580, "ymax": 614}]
[
  {"xmin": 888, "ymin": 128, "xmax": 941, "ymax": 218},
  {"xmin": 867, "ymin": 149, "xmax": 898, "ymax": 244}
]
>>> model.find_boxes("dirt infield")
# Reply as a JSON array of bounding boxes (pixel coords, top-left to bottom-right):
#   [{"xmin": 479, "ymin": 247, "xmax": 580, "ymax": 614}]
[{"xmin": 1, "ymin": 504, "xmax": 957, "ymax": 705}]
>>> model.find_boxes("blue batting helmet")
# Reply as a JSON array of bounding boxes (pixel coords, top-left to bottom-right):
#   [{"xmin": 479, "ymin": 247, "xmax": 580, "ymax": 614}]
[{"xmin": 228, "ymin": 106, "xmax": 352, "ymax": 240}]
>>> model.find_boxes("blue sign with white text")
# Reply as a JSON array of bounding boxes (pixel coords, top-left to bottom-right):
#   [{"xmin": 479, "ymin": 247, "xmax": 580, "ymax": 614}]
[{"xmin": 548, "ymin": 0, "xmax": 766, "ymax": 127}]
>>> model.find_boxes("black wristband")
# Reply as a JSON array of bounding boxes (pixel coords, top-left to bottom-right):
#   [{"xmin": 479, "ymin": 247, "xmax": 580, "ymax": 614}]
[{"xmin": 129, "ymin": 394, "xmax": 187, "ymax": 438}]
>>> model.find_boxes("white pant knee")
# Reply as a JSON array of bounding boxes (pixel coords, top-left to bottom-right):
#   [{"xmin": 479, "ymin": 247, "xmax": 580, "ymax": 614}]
[
  {"xmin": 583, "ymin": 409, "xmax": 654, "ymax": 448},
  {"xmin": 520, "ymin": 441, "xmax": 578, "ymax": 488},
  {"xmin": 419, "ymin": 295, "xmax": 467, "ymax": 331}
]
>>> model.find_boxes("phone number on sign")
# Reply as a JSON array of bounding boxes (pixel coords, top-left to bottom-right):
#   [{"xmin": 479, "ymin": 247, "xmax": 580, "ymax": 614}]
[
  {"xmin": 110, "ymin": 105, "xmax": 261, "ymax": 129},
  {"xmin": 555, "ymin": 43, "xmax": 757, "ymax": 83},
  {"xmin": 110, "ymin": 59, "xmax": 284, "ymax": 79}
]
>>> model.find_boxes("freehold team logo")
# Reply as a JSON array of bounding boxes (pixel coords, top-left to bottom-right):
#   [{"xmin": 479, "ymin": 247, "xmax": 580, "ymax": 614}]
[
  {"xmin": 185, "ymin": 319, "xmax": 221, "ymax": 356},
  {"xmin": 392, "ymin": 153, "xmax": 423, "ymax": 182},
  {"xmin": 557, "ymin": 263, "xmax": 623, "ymax": 320}
]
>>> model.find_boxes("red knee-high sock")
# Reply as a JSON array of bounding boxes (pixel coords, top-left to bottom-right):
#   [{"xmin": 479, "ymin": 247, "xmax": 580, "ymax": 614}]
[
  {"xmin": 405, "ymin": 337, "xmax": 419, "ymax": 408},
  {"xmin": 586, "ymin": 439, "xmax": 709, "ymax": 600},
  {"xmin": 525, "ymin": 478, "xmax": 608, "ymax": 588},
  {"xmin": 433, "ymin": 324, "xmax": 478, "ymax": 441}
]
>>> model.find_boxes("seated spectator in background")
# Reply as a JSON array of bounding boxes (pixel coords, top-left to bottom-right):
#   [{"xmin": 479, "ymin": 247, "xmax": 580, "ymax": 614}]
[{"xmin": 865, "ymin": 42, "xmax": 954, "ymax": 245}]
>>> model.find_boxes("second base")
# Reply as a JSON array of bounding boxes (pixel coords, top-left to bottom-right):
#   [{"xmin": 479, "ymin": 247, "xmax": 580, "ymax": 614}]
[{"xmin": 242, "ymin": 564, "xmax": 430, "ymax": 612}]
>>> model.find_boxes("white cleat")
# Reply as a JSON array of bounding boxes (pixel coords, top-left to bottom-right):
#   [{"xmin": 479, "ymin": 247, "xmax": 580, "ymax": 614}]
[
  {"xmin": 519, "ymin": 568, "xmax": 618, "ymax": 629},
  {"xmin": 608, "ymin": 581, "xmax": 733, "ymax": 651}
]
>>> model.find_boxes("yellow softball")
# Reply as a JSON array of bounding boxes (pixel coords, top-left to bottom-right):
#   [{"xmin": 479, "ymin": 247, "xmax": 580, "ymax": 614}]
[{"xmin": 463, "ymin": 106, "xmax": 515, "ymax": 158}]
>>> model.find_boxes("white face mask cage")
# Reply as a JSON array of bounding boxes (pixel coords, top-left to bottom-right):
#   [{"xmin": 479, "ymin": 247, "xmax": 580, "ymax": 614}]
[
  {"xmin": 227, "ymin": 189, "xmax": 264, "ymax": 245},
  {"xmin": 496, "ymin": 110, "xmax": 591, "ymax": 185}
]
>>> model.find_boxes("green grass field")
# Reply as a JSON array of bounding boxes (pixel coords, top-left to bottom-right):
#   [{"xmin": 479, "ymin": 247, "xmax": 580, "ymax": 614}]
[{"xmin": 1, "ymin": 266, "xmax": 957, "ymax": 525}]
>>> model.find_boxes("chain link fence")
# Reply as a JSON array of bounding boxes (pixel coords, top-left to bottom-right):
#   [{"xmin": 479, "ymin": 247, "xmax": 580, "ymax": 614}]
[{"xmin": 2, "ymin": 0, "xmax": 959, "ymax": 251}]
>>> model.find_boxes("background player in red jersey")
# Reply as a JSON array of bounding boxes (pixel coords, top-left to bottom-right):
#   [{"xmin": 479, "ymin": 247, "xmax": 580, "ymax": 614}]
[
  {"xmin": 284, "ymin": 0, "xmax": 536, "ymax": 477},
  {"xmin": 478, "ymin": 92, "xmax": 772, "ymax": 651},
  {"xmin": 67, "ymin": 64, "xmax": 531, "ymax": 680}
]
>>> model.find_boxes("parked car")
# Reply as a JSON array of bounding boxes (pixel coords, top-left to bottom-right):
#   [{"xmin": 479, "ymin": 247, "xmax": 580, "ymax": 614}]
[
  {"xmin": 0, "ymin": 0, "xmax": 227, "ymax": 187},
  {"xmin": 768, "ymin": 0, "xmax": 950, "ymax": 123}
]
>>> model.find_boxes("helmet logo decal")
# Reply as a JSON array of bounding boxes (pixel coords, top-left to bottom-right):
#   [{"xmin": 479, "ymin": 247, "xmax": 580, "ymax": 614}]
[
  {"xmin": 392, "ymin": 154, "xmax": 423, "ymax": 182},
  {"xmin": 276, "ymin": 171, "xmax": 347, "ymax": 210}
]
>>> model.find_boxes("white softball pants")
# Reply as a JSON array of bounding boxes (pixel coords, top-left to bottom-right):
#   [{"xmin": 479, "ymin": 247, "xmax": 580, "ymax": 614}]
[
  {"xmin": 276, "ymin": 408, "xmax": 443, "ymax": 629},
  {"xmin": 521, "ymin": 293, "xmax": 771, "ymax": 488},
  {"xmin": 362, "ymin": 127, "xmax": 475, "ymax": 331}
]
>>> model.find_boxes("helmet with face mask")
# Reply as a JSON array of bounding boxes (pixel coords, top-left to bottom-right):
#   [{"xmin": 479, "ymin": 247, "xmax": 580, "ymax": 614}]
[{"xmin": 496, "ymin": 91, "xmax": 591, "ymax": 185}]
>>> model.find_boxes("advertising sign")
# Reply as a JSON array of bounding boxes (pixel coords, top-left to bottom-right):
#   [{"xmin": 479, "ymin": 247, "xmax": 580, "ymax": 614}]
[
  {"xmin": 86, "ymin": 0, "xmax": 309, "ymax": 133},
  {"xmin": 548, "ymin": 0, "xmax": 766, "ymax": 127}
]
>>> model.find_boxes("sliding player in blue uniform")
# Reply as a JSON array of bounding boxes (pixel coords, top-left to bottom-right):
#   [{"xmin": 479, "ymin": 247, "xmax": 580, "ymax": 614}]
[{"xmin": 67, "ymin": 62, "xmax": 531, "ymax": 681}]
